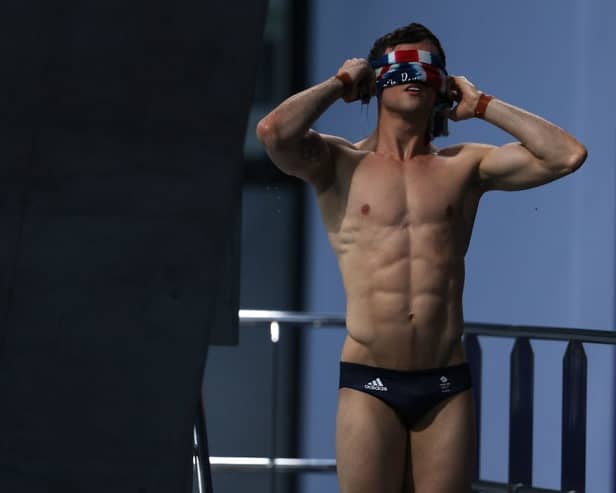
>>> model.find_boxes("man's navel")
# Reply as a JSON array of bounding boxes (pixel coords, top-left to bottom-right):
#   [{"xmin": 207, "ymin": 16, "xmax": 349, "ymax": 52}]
[{"xmin": 361, "ymin": 204, "xmax": 371, "ymax": 215}]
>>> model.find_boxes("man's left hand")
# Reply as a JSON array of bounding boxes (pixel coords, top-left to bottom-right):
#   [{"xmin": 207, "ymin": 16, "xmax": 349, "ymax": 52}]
[{"xmin": 446, "ymin": 76, "xmax": 483, "ymax": 121}]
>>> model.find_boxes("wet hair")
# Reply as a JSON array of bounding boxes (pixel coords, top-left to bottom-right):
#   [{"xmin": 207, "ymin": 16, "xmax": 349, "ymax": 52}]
[{"xmin": 368, "ymin": 22, "xmax": 446, "ymax": 67}]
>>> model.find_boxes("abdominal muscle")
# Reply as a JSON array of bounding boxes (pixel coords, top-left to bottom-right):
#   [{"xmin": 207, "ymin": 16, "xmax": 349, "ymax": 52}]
[{"xmin": 332, "ymin": 221, "xmax": 467, "ymax": 371}]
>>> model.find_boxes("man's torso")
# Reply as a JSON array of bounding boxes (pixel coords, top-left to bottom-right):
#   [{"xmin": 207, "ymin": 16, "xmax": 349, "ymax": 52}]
[{"xmin": 317, "ymin": 140, "xmax": 485, "ymax": 370}]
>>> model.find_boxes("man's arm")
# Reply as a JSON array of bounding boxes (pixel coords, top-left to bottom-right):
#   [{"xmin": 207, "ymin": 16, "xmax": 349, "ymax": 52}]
[
  {"xmin": 256, "ymin": 58, "xmax": 375, "ymax": 191},
  {"xmin": 448, "ymin": 76, "xmax": 588, "ymax": 191}
]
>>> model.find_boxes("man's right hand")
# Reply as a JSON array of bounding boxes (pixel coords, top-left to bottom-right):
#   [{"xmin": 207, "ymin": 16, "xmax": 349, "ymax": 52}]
[{"xmin": 335, "ymin": 58, "xmax": 376, "ymax": 103}]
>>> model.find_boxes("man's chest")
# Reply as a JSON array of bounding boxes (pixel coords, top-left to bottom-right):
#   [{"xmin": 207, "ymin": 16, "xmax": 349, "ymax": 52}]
[{"xmin": 340, "ymin": 156, "xmax": 474, "ymax": 227}]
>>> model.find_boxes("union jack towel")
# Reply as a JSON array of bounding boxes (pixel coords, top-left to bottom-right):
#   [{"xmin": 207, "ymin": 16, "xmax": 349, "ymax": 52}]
[{"xmin": 369, "ymin": 49, "xmax": 450, "ymax": 138}]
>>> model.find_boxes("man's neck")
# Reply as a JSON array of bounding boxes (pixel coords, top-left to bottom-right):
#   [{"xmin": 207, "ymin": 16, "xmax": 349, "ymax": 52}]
[{"xmin": 374, "ymin": 109, "xmax": 434, "ymax": 160}]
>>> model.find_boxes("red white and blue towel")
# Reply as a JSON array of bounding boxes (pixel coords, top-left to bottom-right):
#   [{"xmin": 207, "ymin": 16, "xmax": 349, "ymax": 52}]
[
  {"xmin": 370, "ymin": 49, "xmax": 448, "ymax": 96},
  {"xmin": 369, "ymin": 49, "xmax": 450, "ymax": 138}
]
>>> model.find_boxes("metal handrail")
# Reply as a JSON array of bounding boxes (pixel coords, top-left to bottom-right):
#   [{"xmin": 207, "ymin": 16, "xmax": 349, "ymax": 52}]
[
  {"xmin": 239, "ymin": 309, "xmax": 616, "ymax": 345},
  {"xmin": 210, "ymin": 456, "xmax": 335, "ymax": 472},
  {"xmin": 208, "ymin": 457, "xmax": 572, "ymax": 492},
  {"xmin": 239, "ymin": 309, "xmax": 346, "ymax": 327}
]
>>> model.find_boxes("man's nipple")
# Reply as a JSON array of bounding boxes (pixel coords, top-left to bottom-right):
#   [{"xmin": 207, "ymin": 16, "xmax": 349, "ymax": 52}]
[{"xmin": 361, "ymin": 204, "xmax": 371, "ymax": 215}]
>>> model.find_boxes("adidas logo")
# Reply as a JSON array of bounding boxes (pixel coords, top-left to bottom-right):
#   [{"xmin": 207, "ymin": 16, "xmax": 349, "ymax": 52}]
[{"xmin": 364, "ymin": 378, "xmax": 388, "ymax": 392}]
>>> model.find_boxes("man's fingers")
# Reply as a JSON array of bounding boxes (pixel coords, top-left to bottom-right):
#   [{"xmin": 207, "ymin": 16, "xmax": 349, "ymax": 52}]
[
  {"xmin": 447, "ymin": 105, "xmax": 461, "ymax": 122},
  {"xmin": 356, "ymin": 74, "xmax": 375, "ymax": 102},
  {"xmin": 447, "ymin": 77, "xmax": 462, "ymax": 103}
]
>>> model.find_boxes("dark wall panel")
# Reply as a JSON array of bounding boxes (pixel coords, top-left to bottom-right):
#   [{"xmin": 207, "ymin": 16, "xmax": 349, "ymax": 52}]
[
  {"xmin": 205, "ymin": 185, "xmax": 302, "ymax": 493},
  {"xmin": 0, "ymin": 0, "xmax": 267, "ymax": 491}
]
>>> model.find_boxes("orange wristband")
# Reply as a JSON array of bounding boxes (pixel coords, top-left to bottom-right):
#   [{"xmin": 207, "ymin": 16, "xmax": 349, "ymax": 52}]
[{"xmin": 474, "ymin": 93, "xmax": 494, "ymax": 118}]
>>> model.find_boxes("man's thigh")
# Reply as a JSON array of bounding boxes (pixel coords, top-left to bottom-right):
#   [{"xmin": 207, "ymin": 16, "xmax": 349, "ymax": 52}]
[
  {"xmin": 408, "ymin": 390, "xmax": 476, "ymax": 493},
  {"xmin": 336, "ymin": 388, "xmax": 408, "ymax": 493}
]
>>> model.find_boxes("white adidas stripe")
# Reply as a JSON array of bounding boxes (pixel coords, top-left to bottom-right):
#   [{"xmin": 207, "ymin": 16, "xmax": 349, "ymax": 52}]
[{"xmin": 364, "ymin": 378, "xmax": 388, "ymax": 391}]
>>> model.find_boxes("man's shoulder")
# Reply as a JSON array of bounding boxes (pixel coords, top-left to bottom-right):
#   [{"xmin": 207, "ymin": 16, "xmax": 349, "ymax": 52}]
[
  {"xmin": 319, "ymin": 133, "xmax": 356, "ymax": 150},
  {"xmin": 319, "ymin": 133, "xmax": 371, "ymax": 165},
  {"xmin": 436, "ymin": 142, "xmax": 496, "ymax": 162}
]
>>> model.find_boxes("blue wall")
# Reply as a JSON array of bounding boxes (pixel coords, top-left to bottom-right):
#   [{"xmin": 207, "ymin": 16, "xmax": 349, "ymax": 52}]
[{"xmin": 299, "ymin": 1, "xmax": 616, "ymax": 491}]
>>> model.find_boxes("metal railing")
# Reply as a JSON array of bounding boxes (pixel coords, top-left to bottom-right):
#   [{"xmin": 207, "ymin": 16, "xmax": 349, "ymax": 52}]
[{"xmin": 194, "ymin": 310, "xmax": 616, "ymax": 493}]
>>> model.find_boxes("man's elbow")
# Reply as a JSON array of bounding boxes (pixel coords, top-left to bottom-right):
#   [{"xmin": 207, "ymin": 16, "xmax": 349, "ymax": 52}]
[
  {"xmin": 256, "ymin": 114, "xmax": 293, "ymax": 151},
  {"xmin": 562, "ymin": 143, "xmax": 588, "ymax": 174},
  {"xmin": 256, "ymin": 117, "xmax": 279, "ymax": 149}
]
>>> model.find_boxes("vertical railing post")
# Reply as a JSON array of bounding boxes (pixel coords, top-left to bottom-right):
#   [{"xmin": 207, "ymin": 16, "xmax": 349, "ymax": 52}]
[
  {"xmin": 561, "ymin": 341, "xmax": 587, "ymax": 492},
  {"xmin": 194, "ymin": 398, "xmax": 214, "ymax": 493},
  {"xmin": 269, "ymin": 321, "xmax": 280, "ymax": 493},
  {"xmin": 464, "ymin": 333, "xmax": 482, "ymax": 481},
  {"xmin": 509, "ymin": 338, "xmax": 534, "ymax": 485}
]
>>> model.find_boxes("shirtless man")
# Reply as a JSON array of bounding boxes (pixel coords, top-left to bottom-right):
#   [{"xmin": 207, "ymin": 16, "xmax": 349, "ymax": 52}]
[{"xmin": 256, "ymin": 23, "xmax": 586, "ymax": 493}]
